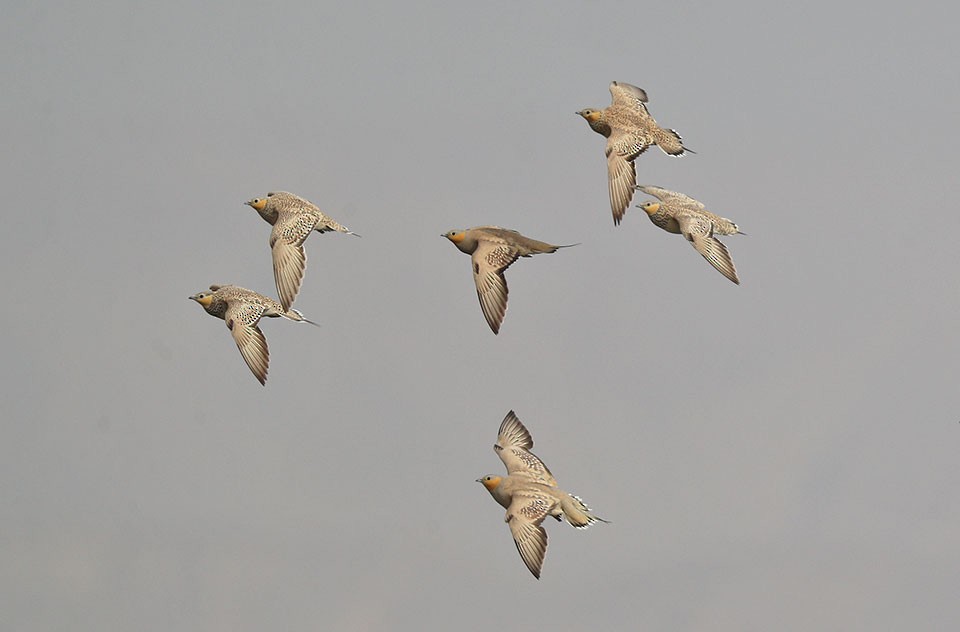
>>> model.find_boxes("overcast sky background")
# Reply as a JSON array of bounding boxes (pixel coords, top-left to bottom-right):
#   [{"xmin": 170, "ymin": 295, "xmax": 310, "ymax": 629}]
[{"xmin": 2, "ymin": 2, "xmax": 958, "ymax": 630}]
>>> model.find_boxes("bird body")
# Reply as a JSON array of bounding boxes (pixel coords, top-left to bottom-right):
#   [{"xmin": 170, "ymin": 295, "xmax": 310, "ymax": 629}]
[
  {"xmin": 245, "ymin": 191, "xmax": 357, "ymax": 310},
  {"xmin": 577, "ymin": 81, "xmax": 691, "ymax": 225},
  {"xmin": 442, "ymin": 226, "xmax": 573, "ymax": 334},
  {"xmin": 478, "ymin": 411, "xmax": 607, "ymax": 579},
  {"xmin": 188, "ymin": 284, "xmax": 316, "ymax": 385},
  {"xmin": 635, "ymin": 185, "xmax": 742, "ymax": 285}
]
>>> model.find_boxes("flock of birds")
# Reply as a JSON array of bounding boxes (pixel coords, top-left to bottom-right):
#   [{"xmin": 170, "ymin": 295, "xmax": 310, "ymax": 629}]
[{"xmin": 189, "ymin": 81, "xmax": 744, "ymax": 578}]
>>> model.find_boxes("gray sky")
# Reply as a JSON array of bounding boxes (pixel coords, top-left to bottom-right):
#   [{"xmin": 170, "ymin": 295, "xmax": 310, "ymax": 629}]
[{"xmin": 2, "ymin": 2, "xmax": 958, "ymax": 630}]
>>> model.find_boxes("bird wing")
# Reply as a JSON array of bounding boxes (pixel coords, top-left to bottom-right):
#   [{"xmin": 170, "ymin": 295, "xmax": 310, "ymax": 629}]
[
  {"xmin": 676, "ymin": 214, "xmax": 740, "ymax": 285},
  {"xmin": 506, "ymin": 490, "xmax": 553, "ymax": 579},
  {"xmin": 471, "ymin": 240, "xmax": 519, "ymax": 334},
  {"xmin": 223, "ymin": 302, "xmax": 270, "ymax": 385},
  {"xmin": 497, "ymin": 410, "xmax": 532, "ymax": 450},
  {"xmin": 604, "ymin": 137, "xmax": 643, "ymax": 225},
  {"xmin": 495, "ymin": 412, "xmax": 557, "ymax": 483},
  {"xmin": 637, "ymin": 185, "xmax": 706, "ymax": 212},
  {"xmin": 270, "ymin": 212, "xmax": 319, "ymax": 310},
  {"xmin": 268, "ymin": 191, "xmax": 317, "ymax": 213},
  {"xmin": 499, "ymin": 446, "xmax": 557, "ymax": 485},
  {"xmin": 609, "ymin": 81, "xmax": 648, "ymax": 106}
]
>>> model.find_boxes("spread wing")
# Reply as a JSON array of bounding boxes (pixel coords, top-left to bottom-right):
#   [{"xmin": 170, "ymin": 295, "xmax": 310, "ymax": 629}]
[
  {"xmin": 494, "ymin": 411, "xmax": 557, "ymax": 484},
  {"xmin": 605, "ymin": 140, "xmax": 640, "ymax": 225},
  {"xmin": 223, "ymin": 302, "xmax": 270, "ymax": 385},
  {"xmin": 609, "ymin": 81, "xmax": 648, "ymax": 107},
  {"xmin": 270, "ymin": 211, "xmax": 319, "ymax": 310},
  {"xmin": 497, "ymin": 410, "xmax": 533, "ymax": 451},
  {"xmin": 498, "ymin": 446, "xmax": 557, "ymax": 485},
  {"xmin": 676, "ymin": 214, "xmax": 740, "ymax": 285},
  {"xmin": 506, "ymin": 491, "xmax": 554, "ymax": 579},
  {"xmin": 471, "ymin": 240, "xmax": 519, "ymax": 334}
]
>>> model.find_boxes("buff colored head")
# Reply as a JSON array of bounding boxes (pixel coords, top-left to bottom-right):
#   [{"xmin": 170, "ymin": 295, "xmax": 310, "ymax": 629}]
[
  {"xmin": 576, "ymin": 108, "xmax": 603, "ymax": 123},
  {"xmin": 639, "ymin": 201, "xmax": 661, "ymax": 216},
  {"xmin": 443, "ymin": 230, "xmax": 467, "ymax": 244},
  {"xmin": 245, "ymin": 197, "xmax": 267, "ymax": 211},
  {"xmin": 476, "ymin": 475, "xmax": 502, "ymax": 492},
  {"xmin": 189, "ymin": 291, "xmax": 214, "ymax": 307}
]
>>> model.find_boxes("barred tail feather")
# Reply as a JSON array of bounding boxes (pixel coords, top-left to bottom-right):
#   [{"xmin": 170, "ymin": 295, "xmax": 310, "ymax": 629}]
[
  {"xmin": 656, "ymin": 128, "xmax": 690, "ymax": 156},
  {"xmin": 562, "ymin": 494, "xmax": 609, "ymax": 529}
]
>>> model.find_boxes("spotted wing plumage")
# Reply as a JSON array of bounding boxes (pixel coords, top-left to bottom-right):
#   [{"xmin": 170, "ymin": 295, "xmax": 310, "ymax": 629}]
[
  {"xmin": 495, "ymin": 412, "xmax": 557, "ymax": 485},
  {"xmin": 223, "ymin": 301, "xmax": 270, "ymax": 385},
  {"xmin": 605, "ymin": 145, "xmax": 640, "ymax": 225},
  {"xmin": 609, "ymin": 81, "xmax": 649, "ymax": 106},
  {"xmin": 506, "ymin": 490, "xmax": 554, "ymax": 579},
  {"xmin": 676, "ymin": 214, "xmax": 740, "ymax": 285},
  {"xmin": 605, "ymin": 114, "xmax": 654, "ymax": 224},
  {"xmin": 637, "ymin": 185, "xmax": 706, "ymax": 213},
  {"xmin": 471, "ymin": 240, "xmax": 519, "ymax": 334},
  {"xmin": 270, "ymin": 212, "xmax": 319, "ymax": 310}
]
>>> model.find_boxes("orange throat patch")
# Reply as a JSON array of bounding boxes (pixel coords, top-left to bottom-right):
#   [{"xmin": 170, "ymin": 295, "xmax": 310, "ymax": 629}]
[
  {"xmin": 642, "ymin": 202, "xmax": 661, "ymax": 216},
  {"xmin": 480, "ymin": 476, "xmax": 501, "ymax": 491}
]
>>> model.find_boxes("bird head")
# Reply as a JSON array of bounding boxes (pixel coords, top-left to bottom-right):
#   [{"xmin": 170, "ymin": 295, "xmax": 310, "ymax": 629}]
[
  {"xmin": 245, "ymin": 197, "xmax": 267, "ymax": 211},
  {"xmin": 476, "ymin": 475, "xmax": 502, "ymax": 492},
  {"xmin": 189, "ymin": 292, "xmax": 214, "ymax": 307},
  {"xmin": 639, "ymin": 201, "xmax": 661, "ymax": 216},
  {"xmin": 576, "ymin": 108, "xmax": 602, "ymax": 123},
  {"xmin": 443, "ymin": 230, "xmax": 467, "ymax": 244}
]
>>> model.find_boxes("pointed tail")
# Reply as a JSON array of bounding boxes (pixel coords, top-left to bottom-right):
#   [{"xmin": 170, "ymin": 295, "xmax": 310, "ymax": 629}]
[
  {"xmin": 655, "ymin": 127, "xmax": 691, "ymax": 156},
  {"xmin": 318, "ymin": 219, "xmax": 359, "ymax": 237},
  {"xmin": 561, "ymin": 493, "xmax": 610, "ymax": 529},
  {"xmin": 286, "ymin": 308, "xmax": 321, "ymax": 328}
]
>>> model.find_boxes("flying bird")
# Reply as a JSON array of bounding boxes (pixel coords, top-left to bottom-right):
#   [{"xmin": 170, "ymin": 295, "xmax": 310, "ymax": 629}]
[
  {"xmin": 635, "ymin": 185, "xmax": 742, "ymax": 285},
  {"xmin": 442, "ymin": 226, "xmax": 574, "ymax": 334},
  {"xmin": 245, "ymin": 191, "xmax": 358, "ymax": 311},
  {"xmin": 188, "ymin": 284, "xmax": 318, "ymax": 385},
  {"xmin": 477, "ymin": 410, "xmax": 607, "ymax": 579},
  {"xmin": 577, "ymin": 81, "xmax": 692, "ymax": 225}
]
